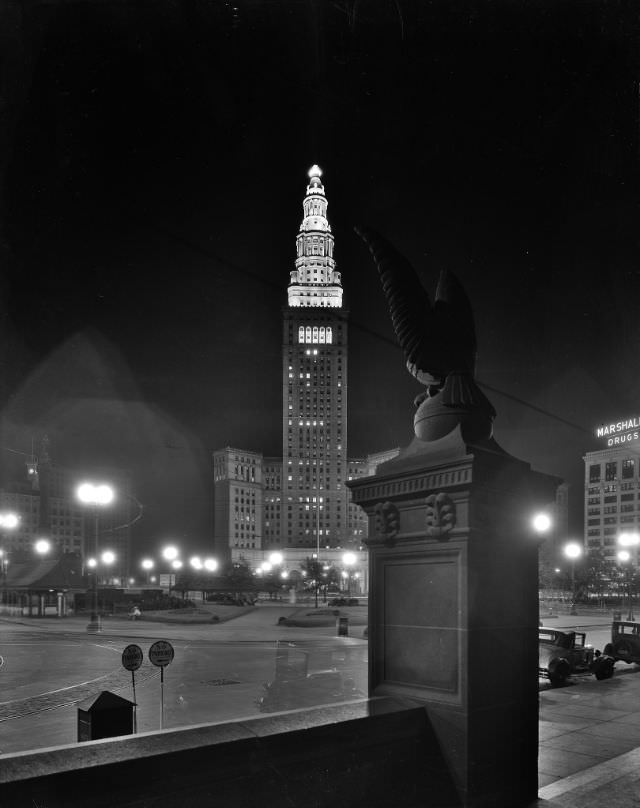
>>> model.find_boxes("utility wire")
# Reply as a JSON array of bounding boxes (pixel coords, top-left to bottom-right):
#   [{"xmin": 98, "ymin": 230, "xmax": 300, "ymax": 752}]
[{"xmin": 124, "ymin": 207, "xmax": 597, "ymax": 438}]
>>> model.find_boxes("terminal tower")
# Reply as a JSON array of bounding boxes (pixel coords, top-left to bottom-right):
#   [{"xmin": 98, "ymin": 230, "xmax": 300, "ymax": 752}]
[
  {"xmin": 281, "ymin": 165, "xmax": 350, "ymax": 548},
  {"xmin": 212, "ymin": 166, "xmax": 397, "ymax": 563}
]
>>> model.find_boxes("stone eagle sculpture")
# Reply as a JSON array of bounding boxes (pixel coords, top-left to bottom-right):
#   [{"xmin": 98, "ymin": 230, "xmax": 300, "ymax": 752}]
[{"xmin": 356, "ymin": 226, "xmax": 496, "ymax": 442}]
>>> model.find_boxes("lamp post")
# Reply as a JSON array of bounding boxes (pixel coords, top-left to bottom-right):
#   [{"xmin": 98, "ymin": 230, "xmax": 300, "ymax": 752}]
[
  {"xmin": 618, "ymin": 532, "xmax": 640, "ymax": 621},
  {"xmin": 532, "ymin": 512, "xmax": 552, "ymax": 535},
  {"xmin": 35, "ymin": 538, "xmax": 51, "ymax": 556},
  {"xmin": 0, "ymin": 512, "xmax": 19, "ymax": 605},
  {"xmin": 162, "ymin": 545, "xmax": 180, "ymax": 596},
  {"xmin": 342, "ymin": 552, "xmax": 356, "ymax": 598},
  {"xmin": 141, "ymin": 558, "xmax": 154, "ymax": 584},
  {"xmin": 563, "ymin": 542, "xmax": 582, "ymax": 616},
  {"xmin": 77, "ymin": 482, "xmax": 114, "ymax": 634}
]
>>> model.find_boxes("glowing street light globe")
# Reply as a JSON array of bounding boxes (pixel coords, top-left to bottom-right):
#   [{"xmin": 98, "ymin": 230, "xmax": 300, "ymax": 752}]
[
  {"xmin": 162, "ymin": 545, "xmax": 179, "ymax": 561},
  {"xmin": 171, "ymin": 559, "xmax": 183, "ymax": 570},
  {"xmin": 204, "ymin": 558, "xmax": 218, "ymax": 572},
  {"xmin": 618, "ymin": 531, "xmax": 640, "ymax": 548},
  {"xmin": 190, "ymin": 556, "xmax": 203, "ymax": 570},
  {"xmin": 342, "ymin": 552, "xmax": 356, "ymax": 566},
  {"xmin": 618, "ymin": 549, "xmax": 631, "ymax": 563},
  {"xmin": 564, "ymin": 542, "xmax": 582, "ymax": 561},
  {"xmin": 34, "ymin": 539, "xmax": 51, "ymax": 555},
  {"xmin": 268, "ymin": 552, "xmax": 283, "ymax": 566},
  {"xmin": 87, "ymin": 558, "xmax": 97, "ymax": 568},
  {"xmin": 0, "ymin": 512, "xmax": 19, "ymax": 529},
  {"xmin": 141, "ymin": 559, "xmax": 154, "ymax": 571},
  {"xmin": 101, "ymin": 550, "xmax": 116, "ymax": 565},
  {"xmin": 261, "ymin": 562, "xmax": 272, "ymax": 573},
  {"xmin": 77, "ymin": 483, "xmax": 114, "ymax": 506},
  {"xmin": 532, "ymin": 513, "xmax": 552, "ymax": 534}
]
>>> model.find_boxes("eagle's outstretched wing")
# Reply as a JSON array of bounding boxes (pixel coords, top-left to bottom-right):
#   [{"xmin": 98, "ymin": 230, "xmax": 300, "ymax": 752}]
[{"xmin": 356, "ymin": 226, "xmax": 477, "ymax": 383}]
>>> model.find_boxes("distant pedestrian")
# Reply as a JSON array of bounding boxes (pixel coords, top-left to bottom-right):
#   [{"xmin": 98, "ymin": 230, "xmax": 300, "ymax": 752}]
[{"xmin": 129, "ymin": 606, "xmax": 141, "ymax": 621}]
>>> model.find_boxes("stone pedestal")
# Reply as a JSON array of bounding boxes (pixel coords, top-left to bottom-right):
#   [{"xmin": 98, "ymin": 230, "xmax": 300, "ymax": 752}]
[{"xmin": 348, "ymin": 427, "xmax": 559, "ymax": 808}]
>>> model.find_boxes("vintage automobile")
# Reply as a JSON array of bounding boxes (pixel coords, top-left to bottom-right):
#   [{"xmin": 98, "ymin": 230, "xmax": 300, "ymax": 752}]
[
  {"xmin": 256, "ymin": 669, "xmax": 364, "ymax": 712},
  {"xmin": 538, "ymin": 627, "xmax": 595, "ymax": 686},
  {"xmin": 604, "ymin": 620, "xmax": 640, "ymax": 664}
]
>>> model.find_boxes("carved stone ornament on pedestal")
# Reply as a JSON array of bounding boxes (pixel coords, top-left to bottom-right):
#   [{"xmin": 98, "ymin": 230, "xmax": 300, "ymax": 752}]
[
  {"xmin": 425, "ymin": 492, "xmax": 456, "ymax": 538},
  {"xmin": 373, "ymin": 501, "xmax": 400, "ymax": 545}
]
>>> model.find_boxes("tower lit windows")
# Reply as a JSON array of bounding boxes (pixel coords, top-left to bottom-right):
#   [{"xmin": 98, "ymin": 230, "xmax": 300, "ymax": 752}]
[{"xmin": 283, "ymin": 165, "xmax": 348, "ymax": 548}]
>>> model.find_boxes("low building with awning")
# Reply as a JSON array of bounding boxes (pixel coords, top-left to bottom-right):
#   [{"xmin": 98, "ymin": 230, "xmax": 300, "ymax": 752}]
[{"xmin": 1, "ymin": 553, "xmax": 85, "ymax": 617}]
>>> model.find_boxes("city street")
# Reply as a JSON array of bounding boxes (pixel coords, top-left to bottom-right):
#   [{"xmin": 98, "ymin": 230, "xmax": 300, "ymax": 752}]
[
  {"xmin": 0, "ymin": 605, "xmax": 367, "ymax": 755},
  {"xmin": 2, "ymin": 604, "xmax": 639, "ymax": 760}
]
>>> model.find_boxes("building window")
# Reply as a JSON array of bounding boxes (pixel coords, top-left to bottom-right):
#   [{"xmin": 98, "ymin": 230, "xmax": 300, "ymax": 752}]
[
  {"xmin": 623, "ymin": 459, "xmax": 635, "ymax": 479},
  {"xmin": 605, "ymin": 462, "xmax": 617, "ymax": 482},
  {"xmin": 589, "ymin": 464, "xmax": 601, "ymax": 483}
]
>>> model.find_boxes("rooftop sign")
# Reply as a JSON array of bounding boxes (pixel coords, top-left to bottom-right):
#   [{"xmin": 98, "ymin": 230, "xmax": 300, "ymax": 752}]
[{"xmin": 596, "ymin": 418, "xmax": 640, "ymax": 447}]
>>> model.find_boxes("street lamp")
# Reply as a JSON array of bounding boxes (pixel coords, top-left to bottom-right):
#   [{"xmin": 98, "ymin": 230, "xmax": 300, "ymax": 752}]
[
  {"xmin": 77, "ymin": 482, "xmax": 114, "ymax": 633},
  {"xmin": 34, "ymin": 538, "xmax": 51, "ymax": 556},
  {"xmin": 162, "ymin": 545, "xmax": 179, "ymax": 562},
  {"xmin": 617, "ymin": 532, "xmax": 639, "ymax": 621},
  {"xmin": 0, "ymin": 511, "xmax": 19, "ymax": 604},
  {"xmin": 161, "ymin": 545, "xmax": 180, "ymax": 595},
  {"xmin": 101, "ymin": 550, "xmax": 116, "ymax": 585},
  {"xmin": 342, "ymin": 552, "xmax": 356, "ymax": 598},
  {"xmin": 141, "ymin": 558, "xmax": 154, "ymax": 583},
  {"xmin": 617, "ymin": 549, "xmax": 635, "ymax": 621},
  {"xmin": 532, "ymin": 512, "xmax": 552, "ymax": 534},
  {"xmin": 564, "ymin": 542, "xmax": 582, "ymax": 616}
]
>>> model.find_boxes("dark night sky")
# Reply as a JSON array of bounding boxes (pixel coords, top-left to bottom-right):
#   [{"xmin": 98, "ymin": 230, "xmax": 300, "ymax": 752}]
[{"xmin": 1, "ymin": 0, "xmax": 640, "ymax": 555}]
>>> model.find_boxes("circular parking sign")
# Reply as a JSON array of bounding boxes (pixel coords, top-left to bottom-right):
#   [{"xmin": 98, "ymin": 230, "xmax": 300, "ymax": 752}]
[
  {"xmin": 149, "ymin": 640, "xmax": 175, "ymax": 668},
  {"xmin": 122, "ymin": 644, "xmax": 143, "ymax": 672}
]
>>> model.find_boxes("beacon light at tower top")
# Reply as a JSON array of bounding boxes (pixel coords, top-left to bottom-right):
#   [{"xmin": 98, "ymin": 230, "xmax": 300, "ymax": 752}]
[{"xmin": 308, "ymin": 164, "xmax": 322, "ymax": 178}]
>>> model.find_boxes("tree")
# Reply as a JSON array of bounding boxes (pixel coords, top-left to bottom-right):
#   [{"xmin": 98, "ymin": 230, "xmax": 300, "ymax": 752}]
[
  {"xmin": 299, "ymin": 557, "xmax": 341, "ymax": 606},
  {"xmin": 581, "ymin": 547, "xmax": 615, "ymax": 602},
  {"xmin": 538, "ymin": 539, "xmax": 558, "ymax": 592}
]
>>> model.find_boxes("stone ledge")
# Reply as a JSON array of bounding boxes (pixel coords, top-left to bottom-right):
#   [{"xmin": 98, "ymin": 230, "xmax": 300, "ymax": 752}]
[{"xmin": 0, "ymin": 696, "xmax": 460, "ymax": 808}]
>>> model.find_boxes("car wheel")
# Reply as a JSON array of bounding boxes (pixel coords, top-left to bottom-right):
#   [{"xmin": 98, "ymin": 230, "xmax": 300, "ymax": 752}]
[
  {"xmin": 615, "ymin": 640, "xmax": 634, "ymax": 662},
  {"xmin": 593, "ymin": 656, "xmax": 615, "ymax": 680},
  {"xmin": 603, "ymin": 643, "xmax": 615, "ymax": 656},
  {"xmin": 548, "ymin": 659, "xmax": 570, "ymax": 687}
]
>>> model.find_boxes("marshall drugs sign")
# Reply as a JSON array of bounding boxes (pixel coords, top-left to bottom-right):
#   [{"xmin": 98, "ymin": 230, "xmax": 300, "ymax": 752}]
[{"xmin": 596, "ymin": 418, "xmax": 640, "ymax": 446}]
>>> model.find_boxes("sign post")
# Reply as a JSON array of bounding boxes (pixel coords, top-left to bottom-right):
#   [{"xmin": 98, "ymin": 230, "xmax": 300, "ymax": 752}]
[
  {"xmin": 148, "ymin": 640, "xmax": 174, "ymax": 730},
  {"xmin": 121, "ymin": 644, "xmax": 143, "ymax": 732}
]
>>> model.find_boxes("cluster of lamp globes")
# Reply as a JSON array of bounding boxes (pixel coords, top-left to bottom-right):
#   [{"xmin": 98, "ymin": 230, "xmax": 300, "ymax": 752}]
[
  {"xmin": 532, "ymin": 510, "xmax": 640, "ymax": 567},
  {"xmin": 139, "ymin": 546, "xmax": 219, "ymax": 581}
]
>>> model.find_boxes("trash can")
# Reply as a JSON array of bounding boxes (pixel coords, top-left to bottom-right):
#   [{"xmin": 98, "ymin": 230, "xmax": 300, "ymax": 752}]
[
  {"xmin": 77, "ymin": 690, "xmax": 135, "ymax": 742},
  {"xmin": 337, "ymin": 616, "xmax": 349, "ymax": 636}
]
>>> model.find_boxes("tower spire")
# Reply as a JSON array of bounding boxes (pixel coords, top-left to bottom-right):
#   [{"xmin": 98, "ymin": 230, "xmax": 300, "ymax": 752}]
[{"xmin": 287, "ymin": 164, "xmax": 343, "ymax": 308}]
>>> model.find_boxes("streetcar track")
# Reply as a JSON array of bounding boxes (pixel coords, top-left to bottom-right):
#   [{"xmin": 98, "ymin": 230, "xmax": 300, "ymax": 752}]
[{"xmin": 0, "ymin": 665, "xmax": 158, "ymax": 722}]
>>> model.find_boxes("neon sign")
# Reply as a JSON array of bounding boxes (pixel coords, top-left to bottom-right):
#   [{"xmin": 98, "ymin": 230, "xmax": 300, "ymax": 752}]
[{"xmin": 596, "ymin": 418, "xmax": 640, "ymax": 447}]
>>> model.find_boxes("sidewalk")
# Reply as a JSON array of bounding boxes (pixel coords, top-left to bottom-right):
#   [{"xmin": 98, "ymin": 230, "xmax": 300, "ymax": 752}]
[{"xmin": 535, "ymin": 606, "xmax": 640, "ymax": 806}]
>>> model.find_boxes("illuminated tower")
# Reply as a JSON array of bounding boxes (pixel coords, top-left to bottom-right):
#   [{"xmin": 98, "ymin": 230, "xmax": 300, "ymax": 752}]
[{"xmin": 282, "ymin": 165, "xmax": 351, "ymax": 550}]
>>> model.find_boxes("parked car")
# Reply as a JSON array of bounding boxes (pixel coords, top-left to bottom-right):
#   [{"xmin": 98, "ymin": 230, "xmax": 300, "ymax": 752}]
[
  {"xmin": 604, "ymin": 620, "xmax": 640, "ymax": 664},
  {"xmin": 538, "ymin": 627, "xmax": 595, "ymax": 686},
  {"xmin": 328, "ymin": 597, "xmax": 359, "ymax": 607},
  {"xmin": 256, "ymin": 669, "xmax": 364, "ymax": 712}
]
